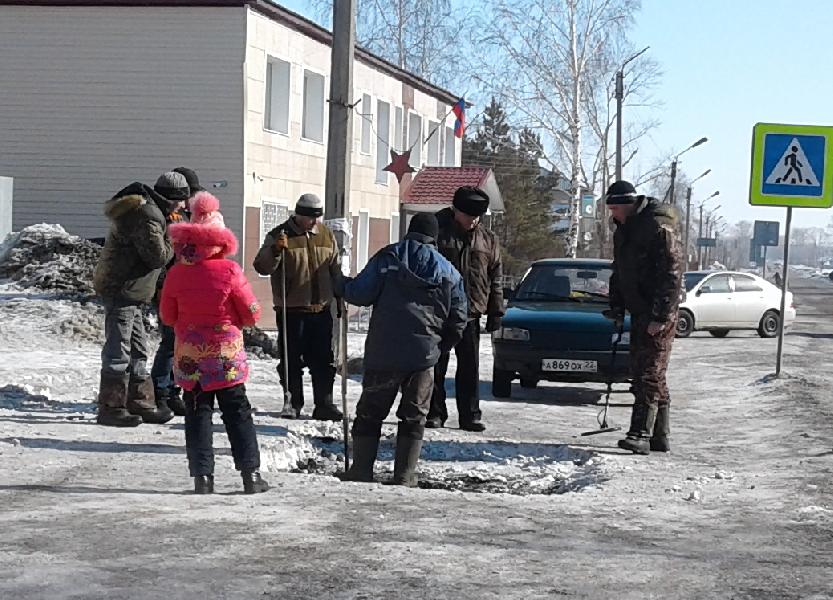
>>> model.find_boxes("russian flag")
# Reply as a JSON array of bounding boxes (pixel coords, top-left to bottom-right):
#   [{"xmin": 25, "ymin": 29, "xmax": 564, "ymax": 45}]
[{"xmin": 452, "ymin": 98, "xmax": 466, "ymax": 138}]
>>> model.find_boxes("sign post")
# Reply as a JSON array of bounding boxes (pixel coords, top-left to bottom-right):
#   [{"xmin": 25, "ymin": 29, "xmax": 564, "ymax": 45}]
[{"xmin": 749, "ymin": 122, "xmax": 833, "ymax": 377}]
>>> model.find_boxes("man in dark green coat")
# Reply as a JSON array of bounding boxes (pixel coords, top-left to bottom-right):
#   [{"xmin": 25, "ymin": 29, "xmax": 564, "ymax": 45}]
[{"xmin": 93, "ymin": 172, "xmax": 187, "ymax": 427}]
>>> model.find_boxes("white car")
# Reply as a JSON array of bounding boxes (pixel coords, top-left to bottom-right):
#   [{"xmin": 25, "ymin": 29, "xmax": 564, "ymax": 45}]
[{"xmin": 676, "ymin": 271, "xmax": 796, "ymax": 338}]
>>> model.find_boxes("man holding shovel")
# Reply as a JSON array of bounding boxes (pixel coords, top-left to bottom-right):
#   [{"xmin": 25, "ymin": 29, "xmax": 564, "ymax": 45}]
[{"xmin": 253, "ymin": 193, "xmax": 343, "ymax": 421}]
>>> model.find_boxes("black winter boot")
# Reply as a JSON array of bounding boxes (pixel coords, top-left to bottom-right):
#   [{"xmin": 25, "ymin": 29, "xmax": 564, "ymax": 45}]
[
  {"xmin": 194, "ymin": 475, "xmax": 214, "ymax": 494},
  {"xmin": 128, "ymin": 378, "xmax": 174, "ymax": 424},
  {"xmin": 97, "ymin": 408, "xmax": 142, "ymax": 427},
  {"xmin": 167, "ymin": 387, "xmax": 187, "ymax": 417},
  {"xmin": 312, "ymin": 403, "xmax": 343, "ymax": 422},
  {"xmin": 650, "ymin": 405, "xmax": 671, "ymax": 452},
  {"xmin": 385, "ymin": 422, "xmax": 424, "ymax": 487},
  {"xmin": 339, "ymin": 436, "xmax": 380, "ymax": 482},
  {"xmin": 617, "ymin": 402, "xmax": 658, "ymax": 456},
  {"xmin": 242, "ymin": 471, "xmax": 270, "ymax": 494}
]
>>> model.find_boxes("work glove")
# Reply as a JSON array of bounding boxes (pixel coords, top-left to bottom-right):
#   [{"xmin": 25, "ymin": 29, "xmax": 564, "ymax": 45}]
[
  {"xmin": 485, "ymin": 314, "xmax": 502, "ymax": 333},
  {"xmin": 274, "ymin": 233, "xmax": 288, "ymax": 252},
  {"xmin": 602, "ymin": 308, "xmax": 625, "ymax": 329}
]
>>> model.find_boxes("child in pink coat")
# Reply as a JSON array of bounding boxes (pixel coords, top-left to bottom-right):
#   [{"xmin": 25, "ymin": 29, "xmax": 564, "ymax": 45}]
[{"xmin": 160, "ymin": 191, "xmax": 269, "ymax": 494}]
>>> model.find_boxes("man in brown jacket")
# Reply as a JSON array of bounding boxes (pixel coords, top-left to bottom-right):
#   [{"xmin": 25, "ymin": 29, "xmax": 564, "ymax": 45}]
[
  {"xmin": 253, "ymin": 193, "xmax": 343, "ymax": 421},
  {"xmin": 427, "ymin": 186, "xmax": 504, "ymax": 432}
]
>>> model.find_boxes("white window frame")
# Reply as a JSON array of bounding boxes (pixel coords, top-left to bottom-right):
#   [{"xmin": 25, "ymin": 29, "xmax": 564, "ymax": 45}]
[
  {"xmin": 375, "ymin": 99, "xmax": 391, "ymax": 185},
  {"xmin": 393, "ymin": 106, "xmax": 404, "ymax": 152},
  {"xmin": 360, "ymin": 93, "xmax": 373, "ymax": 155},
  {"xmin": 390, "ymin": 211, "xmax": 400, "ymax": 243},
  {"xmin": 264, "ymin": 54, "xmax": 291, "ymax": 135},
  {"xmin": 259, "ymin": 198, "xmax": 290, "ymax": 278},
  {"xmin": 426, "ymin": 120, "xmax": 441, "ymax": 166},
  {"xmin": 357, "ymin": 209, "xmax": 370, "ymax": 271},
  {"xmin": 301, "ymin": 68, "xmax": 326, "ymax": 143},
  {"xmin": 407, "ymin": 111, "xmax": 423, "ymax": 168},
  {"xmin": 444, "ymin": 125, "xmax": 457, "ymax": 166}
]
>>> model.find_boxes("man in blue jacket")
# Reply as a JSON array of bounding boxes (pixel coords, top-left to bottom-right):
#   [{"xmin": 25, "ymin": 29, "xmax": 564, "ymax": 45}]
[{"xmin": 337, "ymin": 213, "xmax": 468, "ymax": 486}]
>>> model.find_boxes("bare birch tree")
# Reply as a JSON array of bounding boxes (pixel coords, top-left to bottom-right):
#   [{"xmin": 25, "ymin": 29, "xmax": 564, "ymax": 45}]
[{"xmin": 470, "ymin": 0, "xmax": 650, "ymax": 257}]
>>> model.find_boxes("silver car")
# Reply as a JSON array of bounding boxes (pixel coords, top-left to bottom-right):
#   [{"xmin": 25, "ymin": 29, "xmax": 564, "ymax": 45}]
[{"xmin": 676, "ymin": 271, "xmax": 796, "ymax": 338}]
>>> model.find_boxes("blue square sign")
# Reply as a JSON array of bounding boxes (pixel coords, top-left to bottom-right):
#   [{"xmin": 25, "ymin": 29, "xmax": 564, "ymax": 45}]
[{"xmin": 761, "ymin": 133, "xmax": 825, "ymax": 197}]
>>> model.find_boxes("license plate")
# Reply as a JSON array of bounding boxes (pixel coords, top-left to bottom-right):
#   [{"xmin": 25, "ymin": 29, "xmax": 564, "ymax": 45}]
[{"xmin": 542, "ymin": 359, "xmax": 597, "ymax": 372}]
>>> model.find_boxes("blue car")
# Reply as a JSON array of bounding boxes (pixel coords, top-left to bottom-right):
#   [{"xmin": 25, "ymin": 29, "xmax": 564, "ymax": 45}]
[{"xmin": 491, "ymin": 258, "xmax": 631, "ymax": 398}]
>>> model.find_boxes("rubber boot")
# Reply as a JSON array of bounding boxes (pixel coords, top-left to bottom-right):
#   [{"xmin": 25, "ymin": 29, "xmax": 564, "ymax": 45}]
[
  {"xmin": 241, "ymin": 471, "xmax": 270, "ymax": 494},
  {"xmin": 127, "ymin": 378, "xmax": 174, "ymax": 424},
  {"xmin": 617, "ymin": 402, "xmax": 657, "ymax": 455},
  {"xmin": 338, "ymin": 436, "xmax": 380, "ymax": 482},
  {"xmin": 194, "ymin": 475, "xmax": 214, "ymax": 494},
  {"xmin": 650, "ymin": 405, "xmax": 671, "ymax": 452},
  {"xmin": 96, "ymin": 374, "xmax": 141, "ymax": 428},
  {"xmin": 385, "ymin": 422, "xmax": 424, "ymax": 487}
]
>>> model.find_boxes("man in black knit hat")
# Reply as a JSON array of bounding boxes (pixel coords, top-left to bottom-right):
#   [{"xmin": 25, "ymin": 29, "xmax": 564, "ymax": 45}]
[
  {"xmin": 337, "ymin": 213, "xmax": 467, "ymax": 485},
  {"xmin": 427, "ymin": 186, "xmax": 504, "ymax": 432}
]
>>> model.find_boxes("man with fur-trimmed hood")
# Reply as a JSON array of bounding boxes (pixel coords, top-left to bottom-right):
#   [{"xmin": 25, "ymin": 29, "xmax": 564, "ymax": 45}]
[{"xmin": 93, "ymin": 172, "xmax": 188, "ymax": 427}]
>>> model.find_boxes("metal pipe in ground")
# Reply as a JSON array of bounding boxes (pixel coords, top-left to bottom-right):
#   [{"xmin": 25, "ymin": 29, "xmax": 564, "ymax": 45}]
[{"xmin": 775, "ymin": 207, "xmax": 792, "ymax": 377}]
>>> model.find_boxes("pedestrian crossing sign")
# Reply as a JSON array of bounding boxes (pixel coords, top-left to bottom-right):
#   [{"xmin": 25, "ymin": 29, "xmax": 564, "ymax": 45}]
[{"xmin": 750, "ymin": 122, "xmax": 833, "ymax": 208}]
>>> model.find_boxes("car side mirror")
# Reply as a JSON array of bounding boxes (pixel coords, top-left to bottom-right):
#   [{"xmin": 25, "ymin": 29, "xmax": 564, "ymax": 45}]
[
  {"xmin": 697, "ymin": 285, "xmax": 710, "ymax": 296},
  {"xmin": 503, "ymin": 286, "xmax": 515, "ymax": 301}
]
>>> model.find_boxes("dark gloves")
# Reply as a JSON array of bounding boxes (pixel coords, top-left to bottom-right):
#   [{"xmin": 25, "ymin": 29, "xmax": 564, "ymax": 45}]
[
  {"xmin": 602, "ymin": 308, "xmax": 625, "ymax": 329},
  {"xmin": 485, "ymin": 314, "xmax": 502, "ymax": 333}
]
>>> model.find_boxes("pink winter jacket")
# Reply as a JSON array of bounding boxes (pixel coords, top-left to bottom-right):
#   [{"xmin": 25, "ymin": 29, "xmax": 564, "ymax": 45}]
[{"xmin": 160, "ymin": 223, "xmax": 262, "ymax": 392}]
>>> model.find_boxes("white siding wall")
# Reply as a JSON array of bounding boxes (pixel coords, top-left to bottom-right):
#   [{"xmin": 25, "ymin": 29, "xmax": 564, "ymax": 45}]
[
  {"xmin": 0, "ymin": 6, "xmax": 247, "ymax": 240},
  {"xmin": 244, "ymin": 8, "xmax": 461, "ymax": 223}
]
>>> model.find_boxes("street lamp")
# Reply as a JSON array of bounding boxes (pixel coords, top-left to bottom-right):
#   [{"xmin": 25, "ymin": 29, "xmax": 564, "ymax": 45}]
[
  {"xmin": 684, "ymin": 168, "xmax": 711, "ymax": 269},
  {"xmin": 667, "ymin": 136, "xmax": 709, "ymax": 206},
  {"xmin": 697, "ymin": 192, "xmax": 719, "ymax": 269},
  {"xmin": 614, "ymin": 46, "xmax": 650, "ymax": 181}
]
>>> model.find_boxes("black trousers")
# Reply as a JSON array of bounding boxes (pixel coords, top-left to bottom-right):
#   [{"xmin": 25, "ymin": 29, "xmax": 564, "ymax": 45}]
[
  {"xmin": 184, "ymin": 383, "xmax": 260, "ymax": 477},
  {"xmin": 275, "ymin": 309, "xmax": 337, "ymax": 409},
  {"xmin": 352, "ymin": 369, "xmax": 434, "ymax": 439},
  {"xmin": 428, "ymin": 318, "xmax": 481, "ymax": 425}
]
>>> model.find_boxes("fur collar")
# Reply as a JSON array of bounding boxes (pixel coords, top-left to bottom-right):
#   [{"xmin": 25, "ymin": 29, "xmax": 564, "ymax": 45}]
[{"xmin": 168, "ymin": 222, "xmax": 238, "ymax": 264}]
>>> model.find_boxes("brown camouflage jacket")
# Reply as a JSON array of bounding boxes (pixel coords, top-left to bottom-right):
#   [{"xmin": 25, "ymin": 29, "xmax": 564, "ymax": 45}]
[{"xmin": 610, "ymin": 197, "xmax": 682, "ymax": 323}]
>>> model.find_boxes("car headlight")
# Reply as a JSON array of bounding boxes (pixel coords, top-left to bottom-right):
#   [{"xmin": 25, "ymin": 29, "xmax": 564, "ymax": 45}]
[
  {"xmin": 493, "ymin": 327, "xmax": 530, "ymax": 341},
  {"xmin": 613, "ymin": 331, "xmax": 630, "ymax": 345}
]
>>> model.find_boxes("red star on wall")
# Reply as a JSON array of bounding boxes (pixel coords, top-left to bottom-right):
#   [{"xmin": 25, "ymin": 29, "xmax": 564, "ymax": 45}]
[{"xmin": 383, "ymin": 149, "xmax": 415, "ymax": 183}]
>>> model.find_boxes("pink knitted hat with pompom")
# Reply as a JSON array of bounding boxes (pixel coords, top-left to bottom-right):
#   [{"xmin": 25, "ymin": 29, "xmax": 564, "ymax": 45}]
[{"xmin": 189, "ymin": 191, "xmax": 225, "ymax": 228}]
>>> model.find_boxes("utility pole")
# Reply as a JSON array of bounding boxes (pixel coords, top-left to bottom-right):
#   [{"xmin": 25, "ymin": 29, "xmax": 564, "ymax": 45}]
[
  {"xmin": 614, "ymin": 46, "xmax": 648, "ymax": 181},
  {"xmin": 668, "ymin": 159, "xmax": 678, "ymax": 207},
  {"xmin": 324, "ymin": 0, "xmax": 356, "ymax": 467},
  {"xmin": 684, "ymin": 187, "xmax": 692, "ymax": 270},
  {"xmin": 697, "ymin": 203, "xmax": 704, "ymax": 269}
]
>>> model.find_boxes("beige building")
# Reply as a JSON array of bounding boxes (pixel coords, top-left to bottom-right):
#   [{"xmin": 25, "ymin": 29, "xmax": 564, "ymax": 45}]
[{"xmin": 0, "ymin": 0, "xmax": 462, "ymax": 326}]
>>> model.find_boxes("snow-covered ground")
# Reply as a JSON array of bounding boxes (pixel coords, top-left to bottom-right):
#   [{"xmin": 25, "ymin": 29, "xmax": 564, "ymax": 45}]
[{"xmin": 1, "ymin": 230, "xmax": 831, "ymax": 598}]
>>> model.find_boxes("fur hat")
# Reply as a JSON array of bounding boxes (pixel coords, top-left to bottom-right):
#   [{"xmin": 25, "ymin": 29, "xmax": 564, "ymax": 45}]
[
  {"xmin": 295, "ymin": 193, "xmax": 324, "ymax": 218},
  {"xmin": 190, "ymin": 191, "xmax": 225, "ymax": 228},
  {"xmin": 452, "ymin": 186, "xmax": 490, "ymax": 217}
]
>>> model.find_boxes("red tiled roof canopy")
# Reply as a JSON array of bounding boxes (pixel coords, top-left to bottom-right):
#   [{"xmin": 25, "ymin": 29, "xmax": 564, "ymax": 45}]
[{"xmin": 403, "ymin": 167, "xmax": 504, "ymax": 211}]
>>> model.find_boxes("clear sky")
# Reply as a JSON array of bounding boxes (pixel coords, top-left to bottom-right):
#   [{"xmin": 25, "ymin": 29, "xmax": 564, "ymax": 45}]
[{"xmin": 279, "ymin": 0, "xmax": 833, "ymax": 231}]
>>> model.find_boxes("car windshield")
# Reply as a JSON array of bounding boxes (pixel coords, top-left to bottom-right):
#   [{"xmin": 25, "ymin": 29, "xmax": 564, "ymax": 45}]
[
  {"xmin": 515, "ymin": 264, "xmax": 612, "ymax": 303},
  {"xmin": 684, "ymin": 272, "xmax": 707, "ymax": 291}
]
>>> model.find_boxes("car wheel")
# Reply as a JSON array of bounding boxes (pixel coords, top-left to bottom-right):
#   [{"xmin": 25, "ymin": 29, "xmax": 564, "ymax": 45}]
[
  {"xmin": 758, "ymin": 310, "xmax": 780, "ymax": 338},
  {"xmin": 520, "ymin": 377, "xmax": 538, "ymax": 389},
  {"xmin": 492, "ymin": 368, "xmax": 513, "ymax": 398},
  {"xmin": 709, "ymin": 329, "xmax": 730, "ymax": 338},
  {"xmin": 676, "ymin": 310, "xmax": 694, "ymax": 338}
]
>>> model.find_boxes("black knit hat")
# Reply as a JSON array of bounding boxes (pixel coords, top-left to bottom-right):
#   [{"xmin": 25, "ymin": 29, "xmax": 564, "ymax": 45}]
[
  {"xmin": 453, "ymin": 186, "xmax": 490, "ymax": 216},
  {"xmin": 408, "ymin": 212, "xmax": 439, "ymax": 240},
  {"xmin": 605, "ymin": 180, "xmax": 638, "ymax": 205},
  {"xmin": 173, "ymin": 167, "xmax": 204, "ymax": 194}
]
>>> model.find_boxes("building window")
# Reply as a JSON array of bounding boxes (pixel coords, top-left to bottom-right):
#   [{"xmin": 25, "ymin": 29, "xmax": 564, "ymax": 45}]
[
  {"xmin": 260, "ymin": 199, "xmax": 290, "ymax": 277},
  {"xmin": 394, "ymin": 106, "xmax": 404, "ymax": 152},
  {"xmin": 357, "ymin": 209, "xmax": 370, "ymax": 271},
  {"xmin": 375, "ymin": 100, "xmax": 391, "ymax": 184},
  {"xmin": 302, "ymin": 69, "xmax": 325, "ymax": 142},
  {"xmin": 427, "ymin": 121, "xmax": 440, "ymax": 166},
  {"xmin": 408, "ymin": 113, "xmax": 422, "ymax": 168},
  {"xmin": 361, "ymin": 93, "xmax": 372, "ymax": 155},
  {"xmin": 264, "ymin": 57, "xmax": 290, "ymax": 134},
  {"xmin": 390, "ymin": 212, "xmax": 400, "ymax": 243},
  {"xmin": 444, "ymin": 125, "xmax": 456, "ymax": 166}
]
